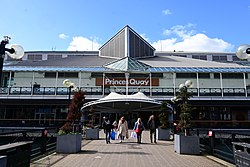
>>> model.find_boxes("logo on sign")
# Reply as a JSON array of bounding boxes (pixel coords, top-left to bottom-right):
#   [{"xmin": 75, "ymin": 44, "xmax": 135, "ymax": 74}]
[{"xmin": 105, "ymin": 78, "xmax": 149, "ymax": 86}]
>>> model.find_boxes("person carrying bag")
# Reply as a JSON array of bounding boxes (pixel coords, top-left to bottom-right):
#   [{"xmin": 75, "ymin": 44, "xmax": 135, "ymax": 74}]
[{"xmin": 133, "ymin": 118, "xmax": 145, "ymax": 143}]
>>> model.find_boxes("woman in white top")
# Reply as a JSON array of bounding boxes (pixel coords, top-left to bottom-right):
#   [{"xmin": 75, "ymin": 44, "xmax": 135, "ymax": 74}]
[{"xmin": 117, "ymin": 116, "xmax": 128, "ymax": 143}]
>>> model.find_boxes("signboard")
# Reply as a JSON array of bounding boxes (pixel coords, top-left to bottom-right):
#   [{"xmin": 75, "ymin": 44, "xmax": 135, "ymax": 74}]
[{"xmin": 95, "ymin": 78, "xmax": 159, "ymax": 86}]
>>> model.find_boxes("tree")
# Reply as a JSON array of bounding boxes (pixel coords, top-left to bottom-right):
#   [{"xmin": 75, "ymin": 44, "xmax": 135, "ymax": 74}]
[
  {"xmin": 176, "ymin": 85, "xmax": 194, "ymax": 136},
  {"xmin": 159, "ymin": 101, "xmax": 170, "ymax": 129},
  {"xmin": 59, "ymin": 90, "xmax": 85, "ymax": 134},
  {"xmin": 88, "ymin": 105, "xmax": 96, "ymax": 128}
]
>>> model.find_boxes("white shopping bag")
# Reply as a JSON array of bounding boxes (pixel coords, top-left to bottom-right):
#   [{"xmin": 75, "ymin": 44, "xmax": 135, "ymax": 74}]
[{"xmin": 130, "ymin": 131, "xmax": 137, "ymax": 138}]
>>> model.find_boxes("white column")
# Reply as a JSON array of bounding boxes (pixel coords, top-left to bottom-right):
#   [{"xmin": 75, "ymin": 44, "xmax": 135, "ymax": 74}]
[
  {"xmin": 220, "ymin": 73, "xmax": 223, "ymax": 97},
  {"xmin": 8, "ymin": 71, "xmax": 12, "ymax": 87},
  {"xmin": 125, "ymin": 73, "xmax": 130, "ymax": 95},
  {"xmin": 55, "ymin": 72, "xmax": 58, "ymax": 88},
  {"xmin": 149, "ymin": 73, "xmax": 152, "ymax": 96},
  {"xmin": 78, "ymin": 72, "xmax": 81, "ymax": 89},
  {"xmin": 243, "ymin": 73, "xmax": 247, "ymax": 97},
  {"xmin": 102, "ymin": 73, "xmax": 105, "ymax": 96},
  {"xmin": 196, "ymin": 72, "xmax": 199, "ymax": 97},
  {"xmin": 173, "ymin": 73, "xmax": 176, "ymax": 96}
]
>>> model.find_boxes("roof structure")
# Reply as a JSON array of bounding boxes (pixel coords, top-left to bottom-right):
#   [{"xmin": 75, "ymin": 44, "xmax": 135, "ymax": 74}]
[
  {"xmin": 4, "ymin": 53, "xmax": 250, "ymax": 73},
  {"xmin": 99, "ymin": 25, "xmax": 155, "ymax": 59},
  {"xmin": 3, "ymin": 25, "xmax": 250, "ymax": 73},
  {"xmin": 81, "ymin": 92, "xmax": 162, "ymax": 111},
  {"xmin": 104, "ymin": 57, "xmax": 151, "ymax": 72}
]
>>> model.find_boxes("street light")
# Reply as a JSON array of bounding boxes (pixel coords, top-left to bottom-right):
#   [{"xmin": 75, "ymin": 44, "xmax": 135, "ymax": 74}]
[
  {"xmin": 236, "ymin": 44, "xmax": 250, "ymax": 59},
  {"xmin": 171, "ymin": 80, "xmax": 193, "ymax": 135},
  {"xmin": 63, "ymin": 79, "xmax": 80, "ymax": 132},
  {"xmin": 63, "ymin": 79, "xmax": 76, "ymax": 106},
  {"xmin": 0, "ymin": 36, "xmax": 24, "ymax": 86}
]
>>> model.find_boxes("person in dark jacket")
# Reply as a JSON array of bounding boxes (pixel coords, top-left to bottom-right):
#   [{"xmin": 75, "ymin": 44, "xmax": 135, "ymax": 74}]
[
  {"xmin": 147, "ymin": 115, "xmax": 157, "ymax": 144},
  {"xmin": 102, "ymin": 116, "xmax": 113, "ymax": 144}
]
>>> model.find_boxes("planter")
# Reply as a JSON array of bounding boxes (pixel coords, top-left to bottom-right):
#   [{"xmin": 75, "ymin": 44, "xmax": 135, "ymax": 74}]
[
  {"xmin": 174, "ymin": 134, "xmax": 200, "ymax": 155},
  {"xmin": 157, "ymin": 128, "xmax": 171, "ymax": 140},
  {"xmin": 56, "ymin": 134, "xmax": 82, "ymax": 153},
  {"xmin": 86, "ymin": 128, "xmax": 99, "ymax": 140}
]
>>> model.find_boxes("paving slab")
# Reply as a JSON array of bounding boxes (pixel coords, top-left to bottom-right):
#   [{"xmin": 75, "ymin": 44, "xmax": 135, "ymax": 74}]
[{"xmin": 31, "ymin": 130, "xmax": 235, "ymax": 167}]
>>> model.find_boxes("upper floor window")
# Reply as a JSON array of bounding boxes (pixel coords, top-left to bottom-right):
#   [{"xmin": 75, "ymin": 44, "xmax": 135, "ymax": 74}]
[
  {"xmin": 45, "ymin": 72, "xmax": 56, "ymax": 78},
  {"xmin": 47, "ymin": 55, "xmax": 62, "ymax": 60},
  {"xmin": 58, "ymin": 72, "xmax": 78, "ymax": 78},
  {"xmin": 222, "ymin": 73, "xmax": 244, "ymax": 79},
  {"xmin": 198, "ymin": 73, "xmax": 210, "ymax": 79},
  {"xmin": 27, "ymin": 54, "xmax": 42, "ymax": 61},
  {"xmin": 192, "ymin": 55, "xmax": 207, "ymax": 60},
  {"xmin": 176, "ymin": 73, "xmax": 196, "ymax": 78}
]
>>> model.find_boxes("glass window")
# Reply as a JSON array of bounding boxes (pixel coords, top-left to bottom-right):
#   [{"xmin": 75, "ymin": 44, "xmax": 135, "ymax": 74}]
[
  {"xmin": 27, "ymin": 54, "xmax": 42, "ymax": 61},
  {"xmin": 212, "ymin": 56, "xmax": 220, "ymax": 61},
  {"xmin": 222, "ymin": 73, "xmax": 244, "ymax": 79},
  {"xmin": 47, "ymin": 55, "xmax": 62, "ymax": 60},
  {"xmin": 58, "ymin": 72, "xmax": 78, "ymax": 78},
  {"xmin": 45, "ymin": 72, "xmax": 56, "ymax": 78},
  {"xmin": 214, "ymin": 73, "xmax": 220, "ymax": 79},
  {"xmin": 198, "ymin": 73, "xmax": 210, "ymax": 78},
  {"xmin": 176, "ymin": 73, "xmax": 196, "ymax": 78}
]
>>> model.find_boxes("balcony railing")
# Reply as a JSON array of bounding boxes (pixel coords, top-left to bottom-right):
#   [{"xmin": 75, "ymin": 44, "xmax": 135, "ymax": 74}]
[{"xmin": 0, "ymin": 86, "xmax": 249, "ymax": 98}]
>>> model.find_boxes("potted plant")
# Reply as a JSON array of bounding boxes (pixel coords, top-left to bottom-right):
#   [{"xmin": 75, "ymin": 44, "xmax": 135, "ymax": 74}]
[
  {"xmin": 157, "ymin": 101, "xmax": 171, "ymax": 140},
  {"xmin": 85, "ymin": 105, "xmax": 99, "ymax": 140},
  {"xmin": 56, "ymin": 90, "xmax": 85, "ymax": 153},
  {"xmin": 174, "ymin": 80, "xmax": 200, "ymax": 155}
]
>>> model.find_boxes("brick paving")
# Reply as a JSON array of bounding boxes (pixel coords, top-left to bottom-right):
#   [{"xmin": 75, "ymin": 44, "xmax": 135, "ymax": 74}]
[{"xmin": 31, "ymin": 130, "xmax": 235, "ymax": 167}]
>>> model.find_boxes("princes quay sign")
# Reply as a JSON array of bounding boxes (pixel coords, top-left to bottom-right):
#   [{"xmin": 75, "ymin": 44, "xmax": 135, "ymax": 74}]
[{"xmin": 95, "ymin": 78, "xmax": 159, "ymax": 86}]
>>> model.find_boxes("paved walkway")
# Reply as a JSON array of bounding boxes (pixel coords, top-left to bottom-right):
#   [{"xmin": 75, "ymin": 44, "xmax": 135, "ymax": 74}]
[{"xmin": 31, "ymin": 130, "xmax": 235, "ymax": 167}]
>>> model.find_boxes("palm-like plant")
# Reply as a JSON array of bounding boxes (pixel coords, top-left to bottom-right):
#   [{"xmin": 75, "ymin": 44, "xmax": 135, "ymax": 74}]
[
  {"xmin": 176, "ymin": 85, "xmax": 194, "ymax": 136},
  {"xmin": 159, "ymin": 101, "xmax": 170, "ymax": 129}
]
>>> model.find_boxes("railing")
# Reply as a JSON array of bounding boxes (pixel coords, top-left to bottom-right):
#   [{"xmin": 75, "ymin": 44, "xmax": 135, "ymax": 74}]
[
  {"xmin": 0, "ymin": 127, "xmax": 58, "ymax": 161},
  {"xmin": 196, "ymin": 128, "xmax": 250, "ymax": 164},
  {"xmin": 1, "ymin": 86, "xmax": 249, "ymax": 97}
]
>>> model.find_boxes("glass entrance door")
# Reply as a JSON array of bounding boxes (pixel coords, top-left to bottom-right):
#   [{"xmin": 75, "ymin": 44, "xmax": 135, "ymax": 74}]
[{"xmin": 35, "ymin": 113, "xmax": 55, "ymax": 125}]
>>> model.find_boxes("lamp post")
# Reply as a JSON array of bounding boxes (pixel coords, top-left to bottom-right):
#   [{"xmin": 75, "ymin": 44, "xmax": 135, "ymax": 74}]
[
  {"xmin": 236, "ymin": 44, "xmax": 250, "ymax": 59},
  {"xmin": 173, "ymin": 80, "xmax": 193, "ymax": 136},
  {"xmin": 0, "ymin": 36, "xmax": 24, "ymax": 86},
  {"xmin": 170, "ymin": 96, "xmax": 178, "ymax": 134},
  {"xmin": 63, "ymin": 79, "xmax": 76, "ymax": 108},
  {"xmin": 63, "ymin": 79, "xmax": 79, "ymax": 132},
  {"xmin": 0, "ymin": 37, "xmax": 14, "ymax": 86}
]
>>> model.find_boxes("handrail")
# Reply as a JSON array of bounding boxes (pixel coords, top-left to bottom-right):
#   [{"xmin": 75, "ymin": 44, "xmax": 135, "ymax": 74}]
[{"xmin": 0, "ymin": 86, "xmax": 249, "ymax": 97}]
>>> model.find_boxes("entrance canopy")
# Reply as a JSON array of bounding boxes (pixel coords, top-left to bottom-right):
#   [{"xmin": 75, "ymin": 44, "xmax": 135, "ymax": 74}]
[{"xmin": 81, "ymin": 92, "xmax": 162, "ymax": 112}]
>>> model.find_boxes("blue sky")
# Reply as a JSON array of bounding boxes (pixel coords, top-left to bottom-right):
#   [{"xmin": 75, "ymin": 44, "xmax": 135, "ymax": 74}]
[{"xmin": 1, "ymin": 0, "xmax": 250, "ymax": 52}]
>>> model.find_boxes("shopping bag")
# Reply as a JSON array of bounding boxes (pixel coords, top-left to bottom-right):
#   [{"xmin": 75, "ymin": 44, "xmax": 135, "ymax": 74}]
[
  {"xmin": 110, "ymin": 130, "xmax": 116, "ymax": 140},
  {"xmin": 130, "ymin": 131, "xmax": 137, "ymax": 138}
]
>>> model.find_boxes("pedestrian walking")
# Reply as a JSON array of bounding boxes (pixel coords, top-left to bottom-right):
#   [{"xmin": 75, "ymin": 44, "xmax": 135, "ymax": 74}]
[
  {"xmin": 112, "ymin": 120, "xmax": 117, "ymax": 130},
  {"xmin": 133, "ymin": 117, "xmax": 145, "ymax": 143},
  {"xmin": 102, "ymin": 116, "xmax": 113, "ymax": 144},
  {"xmin": 147, "ymin": 115, "xmax": 157, "ymax": 144},
  {"xmin": 117, "ymin": 116, "xmax": 128, "ymax": 143}
]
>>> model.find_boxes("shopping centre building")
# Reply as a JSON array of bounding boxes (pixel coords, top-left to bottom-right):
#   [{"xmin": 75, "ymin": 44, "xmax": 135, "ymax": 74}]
[{"xmin": 1, "ymin": 25, "xmax": 250, "ymax": 128}]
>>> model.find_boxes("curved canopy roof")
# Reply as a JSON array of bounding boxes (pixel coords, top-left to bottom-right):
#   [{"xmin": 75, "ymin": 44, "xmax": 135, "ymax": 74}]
[{"xmin": 81, "ymin": 92, "xmax": 162, "ymax": 112}]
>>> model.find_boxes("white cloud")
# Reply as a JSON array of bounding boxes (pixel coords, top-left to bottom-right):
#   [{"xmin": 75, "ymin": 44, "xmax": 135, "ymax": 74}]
[
  {"xmin": 162, "ymin": 9, "xmax": 172, "ymax": 15},
  {"xmin": 152, "ymin": 24, "xmax": 234, "ymax": 52},
  {"xmin": 163, "ymin": 23, "xmax": 196, "ymax": 39},
  {"xmin": 67, "ymin": 36, "xmax": 101, "ymax": 51},
  {"xmin": 59, "ymin": 33, "xmax": 69, "ymax": 39}
]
